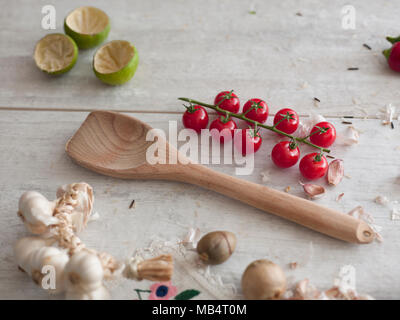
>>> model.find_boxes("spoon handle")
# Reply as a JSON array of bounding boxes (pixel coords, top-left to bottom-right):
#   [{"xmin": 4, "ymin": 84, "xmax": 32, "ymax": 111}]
[{"xmin": 178, "ymin": 163, "xmax": 374, "ymax": 244}]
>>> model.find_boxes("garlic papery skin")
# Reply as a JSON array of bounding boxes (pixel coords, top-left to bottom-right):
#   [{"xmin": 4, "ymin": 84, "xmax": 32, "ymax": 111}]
[
  {"xmin": 299, "ymin": 182, "xmax": 325, "ymax": 199},
  {"xmin": 66, "ymin": 285, "xmax": 110, "ymax": 300},
  {"xmin": 64, "ymin": 250, "xmax": 104, "ymax": 294},
  {"xmin": 18, "ymin": 191, "xmax": 58, "ymax": 234},
  {"xmin": 29, "ymin": 246, "xmax": 69, "ymax": 294},
  {"xmin": 14, "ymin": 236, "xmax": 55, "ymax": 273},
  {"xmin": 55, "ymin": 183, "xmax": 94, "ymax": 233},
  {"xmin": 327, "ymin": 159, "xmax": 344, "ymax": 186}
]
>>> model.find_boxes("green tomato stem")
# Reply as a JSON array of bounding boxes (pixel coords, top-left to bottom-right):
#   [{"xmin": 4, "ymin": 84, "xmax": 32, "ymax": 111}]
[{"xmin": 178, "ymin": 97, "xmax": 331, "ymax": 153}]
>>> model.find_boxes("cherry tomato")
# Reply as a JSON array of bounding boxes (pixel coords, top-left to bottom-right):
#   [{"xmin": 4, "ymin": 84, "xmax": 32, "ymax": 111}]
[
  {"xmin": 242, "ymin": 99, "xmax": 269, "ymax": 124},
  {"xmin": 309, "ymin": 121, "xmax": 336, "ymax": 147},
  {"xmin": 234, "ymin": 129, "xmax": 262, "ymax": 156},
  {"xmin": 384, "ymin": 42, "xmax": 400, "ymax": 72},
  {"xmin": 182, "ymin": 105, "xmax": 209, "ymax": 133},
  {"xmin": 209, "ymin": 117, "xmax": 237, "ymax": 143},
  {"xmin": 273, "ymin": 108, "xmax": 299, "ymax": 134},
  {"xmin": 214, "ymin": 91, "xmax": 240, "ymax": 114},
  {"xmin": 271, "ymin": 141, "xmax": 300, "ymax": 168},
  {"xmin": 299, "ymin": 153, "xmax": 328, "ymax": 180}
]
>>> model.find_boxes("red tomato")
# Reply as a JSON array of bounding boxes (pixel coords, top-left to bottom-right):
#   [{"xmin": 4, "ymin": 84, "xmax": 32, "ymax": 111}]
[
  {"xmin": 309, "ymin": 121, "xmax": 336, "ymax": 147},
  {"xmin": 182, "ymin": 105, "xmax": 209, "ymax": 133},
  {"xmin": 386, "ymin": 42, "xmax": 400, "ymax": 72},
  {"xmin": 242, "ymin": 99, "xmax": 269, "ymax": 124},
  {"xmin": 299, "ymin": 153, "xmax": 328, "ymax": 180},
  {"xmin": 271, "ymin": 141, "xmax": 300, "ymax": 168},
  {"xmin": 214, "ymin": 91, "xmax": 240, "ymax": 114},
  {"xmin": 209, "ymin": 117, "xmax": 237, "ymax": 143},
  {"xmin": 234, "ymin": 129, "xmax": 262, "ymax": 156},
  {"xmin": 273, "ymin": 108, "xmax": 299, "ymax": 134}
]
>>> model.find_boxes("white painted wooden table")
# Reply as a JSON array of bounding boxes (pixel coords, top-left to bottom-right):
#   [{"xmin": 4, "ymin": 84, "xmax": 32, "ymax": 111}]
[{"xmin": 1, "ymin": 0, "xmax": 399, "ymax": 299}]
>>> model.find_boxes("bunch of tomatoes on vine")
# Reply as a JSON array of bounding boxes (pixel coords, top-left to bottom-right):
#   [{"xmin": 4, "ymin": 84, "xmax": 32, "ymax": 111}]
[{"xmin": 179, "ymin": 91, "xmax": 337, "ymax": 181}]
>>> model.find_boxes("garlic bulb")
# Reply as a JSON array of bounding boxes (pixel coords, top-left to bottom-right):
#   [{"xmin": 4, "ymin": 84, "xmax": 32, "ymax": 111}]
[
  {"xmin": 55, "ymin": 183, "xmax": 93, "ymax": 233},
  {"xmin": 14, "ymin": 236, "xmax": 55, "ymax": 273},
  {"xmin": 29, "ymin": 246, "xmax": 69, "ymax": 294},
  {"xmin": 64, "ymin": 250, "xmax": 104, "ymax": 294},
  {"xmin": 66, "ymin": 285, "xmax": 110, "ymax": 300},
  {"xmin": 18, "ymin": 191, "xmax": 58, "ymax": 234}
]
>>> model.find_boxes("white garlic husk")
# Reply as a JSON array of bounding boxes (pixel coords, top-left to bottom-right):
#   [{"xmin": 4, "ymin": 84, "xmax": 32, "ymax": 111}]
[
  {"xmin": 327, "ymin": 159, "xmax": 344, "ymax": 186},
  {"xmin": 18, "ymin": 191, "xmax": 58, "ymax": 234},
  {"xmin": 14, "ymin": 236, "xmax": 55, "ymax": 273},
  {"xmin": 64, "ymin": 250, "xmax": 104, "ymax": 294},
  {"xmin": 56, "ymin": 183, "xmax": 94, "ymax": 233},
  {"xmin": 29, "ymin": 246, "xmax": 69, "ymax": 294},
  {"xmin": 65, "ymin": 285, "xmax": 110, "ymax": 300}
]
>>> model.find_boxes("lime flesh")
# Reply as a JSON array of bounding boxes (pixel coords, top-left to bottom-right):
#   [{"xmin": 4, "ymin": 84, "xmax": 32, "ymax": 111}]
[
  {"xmin": 64, "ymin": 6, "xmax": 110, "ymax": 49},
  {"xmin": 93, "ymin": 40, "xmax": 139, "ymax": 85},
  {"xmin": 34, "ymin": 33, "xmax": 78, "ymax": 75}
]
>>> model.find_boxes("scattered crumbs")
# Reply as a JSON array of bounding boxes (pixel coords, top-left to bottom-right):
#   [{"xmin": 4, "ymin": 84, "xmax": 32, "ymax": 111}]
[
  {"xmin": 248, "ymin": 10, "xmax": 256, "ymax": 15},
  {"xmin": 344, "ymin": 174, "xmax": 352, "ymax": 179},
  {"xmin": 355, "ymin": 106, "xmax": 368, "ymax": 119},
  {"xmin": 260, "ymin": 170, "xmax": 271, "ymax": 183},
  {"xmin": 326, "ymin": 155, "xmax": 335, "ymax": 159},
  {"xmin": 300, "ymin": 81, "xmax": 309, "ymax": 89},
  {"xmin": 296, "ymin": 12, "xmax": 302, "ymax": 16},
  {"xmin": 195, "ymin": 201, "xmax": 201, "ymax": 208},
  {"xmin": 313, "ymin": 97, "xmax": 320, "ymax": 108},
  {"xmin": 285, "ymin": 186, "xmax": 291, "ymax": 193},
  {"xmin": 363, "ymin": 43, "xmax": 372, "ymax": 50},
  {"xmin": 374, "ymin": 195, "xmax": 389, "ymax": 205},
  {"xmin": 336, "ymin": 193, "xmax": 345, "ymax": 202},
  {"xmin": 342, "ymin": 121, "xmax": 353, "ymax": 125},
  {"xmin": 289, "ymin": 262, "xmax": 298, "ymax": 269},
  {"xmin": 129, "ymin": 199, "xmax": 136, "ymax": 209},
  {"xmin": 391, "ymin": 212, "xmax": 400, "ymax": 220},
  {"xmin": 347, "ymin": 67, "xmax": 359, "ymax": 71},
  {"xmin": 298, "ymin": 57, "xmax": 309, "ymax": 62},
  {"xmin": 352, "ymin": 97, "xmax": 359, "ymax": 105}
]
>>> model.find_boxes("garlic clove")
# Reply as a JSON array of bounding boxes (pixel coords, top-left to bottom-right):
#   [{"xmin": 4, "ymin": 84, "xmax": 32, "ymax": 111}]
[
  {"xmin": 29, "ymin": 246, "xmax": 69, "ymax": 294},
  {"xmin": 18, "ymin": 191, "xmax": 58, "ymax": 234},
  {"xmin": 327, "ymin": 159, "xmax": 344, "ymax": 186},
  {"xmin": 14, "ymin": 236, "xmax": 55, "ymax": 273},
  {"xmin": 66, "ymin": 285, "xmax": 110, "ymax": 300},
  {"xmin": 64, "ymin": 250, "xmax": 104, "ymax": 294},
  {"xmin": 338, "ymin": 126, "xmax": 359, "ymax": 146},
  {"xmin": 299, "ymin": 182, "xmax": 325, "ymax": 199}
]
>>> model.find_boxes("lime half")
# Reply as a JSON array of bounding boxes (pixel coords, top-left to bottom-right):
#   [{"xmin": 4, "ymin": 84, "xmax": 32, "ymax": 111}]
[
  {"xmin": 93, "ymin": 40, "xmax": 139, "ymax": 85},
  {"xmin": 34, "ymin": 33, "xmax": 78, "ymax": 75},
  {"xmin": 64, "ymin": 6, "xmax": 110, "ymax": 49}
]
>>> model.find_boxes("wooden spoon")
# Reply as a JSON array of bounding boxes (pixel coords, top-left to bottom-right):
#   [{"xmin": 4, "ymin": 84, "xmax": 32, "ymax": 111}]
[{"xmin": 66, "ymin": 111, "xmax": 374, "ymax": 244}]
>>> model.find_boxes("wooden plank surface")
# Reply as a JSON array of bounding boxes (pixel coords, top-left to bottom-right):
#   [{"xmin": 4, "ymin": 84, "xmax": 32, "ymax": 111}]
[
  {"xmin": 0, "ymin": 110, "xmax": 399, "ymax": 299},
  {"xmin": 0, "ymin": 0, "xmax": 399, "ymax": 116}
]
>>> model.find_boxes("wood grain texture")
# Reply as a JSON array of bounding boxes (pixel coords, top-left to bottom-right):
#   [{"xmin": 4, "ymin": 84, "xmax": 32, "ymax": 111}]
[
  {"xmin": 66, "ymin": 111, "xmax": 374, "ymax": 243},
  {"xmin": 0, "ymin": 110, "xmax": 399, "ymax": 299},
  {"xmin": 1, "ymin": 0, "xmax": 399, "ymax": 117}
]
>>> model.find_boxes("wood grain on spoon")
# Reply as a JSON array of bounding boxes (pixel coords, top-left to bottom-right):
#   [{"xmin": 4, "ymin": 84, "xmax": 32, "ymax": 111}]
[{"xmin": 66, "ymin": 111, "xmax": 375, "ymax": 244}]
